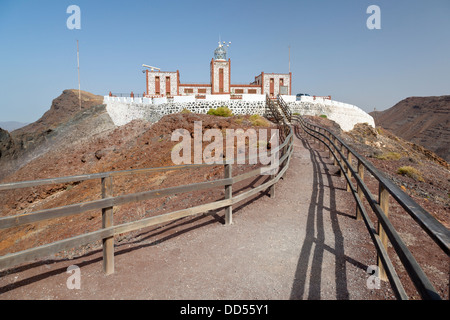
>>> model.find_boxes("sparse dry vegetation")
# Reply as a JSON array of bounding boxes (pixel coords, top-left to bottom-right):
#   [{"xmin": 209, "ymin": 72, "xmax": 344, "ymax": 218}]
[
  {"xmin": 249, "ymin": 114, "xmax": 269, "ymax": 127},
  {"xmin": 207, "ymin": 106, "xmax": 233, "ymax": 117},
  {"xmin": 375, "ymin": 151, "xmax": 402, "ymax": 161},
  {"xmin": 397, "ymin": 166, "xmax": 424, "ymax": 182}
]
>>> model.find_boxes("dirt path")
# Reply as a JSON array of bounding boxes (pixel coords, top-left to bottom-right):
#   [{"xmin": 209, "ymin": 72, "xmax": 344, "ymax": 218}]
[{"xmin": 0, "ymin": 130, "xmax": 395, "ymax": 300}]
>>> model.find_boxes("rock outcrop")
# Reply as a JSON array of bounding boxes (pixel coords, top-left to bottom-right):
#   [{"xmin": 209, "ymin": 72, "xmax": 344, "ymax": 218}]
[{"xmin": 0, "ymin": 89, "xmax": 107, "ymax": 180}]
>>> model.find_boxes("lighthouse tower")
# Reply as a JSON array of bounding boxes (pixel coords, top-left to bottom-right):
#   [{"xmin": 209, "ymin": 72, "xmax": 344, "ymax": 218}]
[{"xmin": 210, "ymin": 41, "xmax": 231, "ymax": 94}]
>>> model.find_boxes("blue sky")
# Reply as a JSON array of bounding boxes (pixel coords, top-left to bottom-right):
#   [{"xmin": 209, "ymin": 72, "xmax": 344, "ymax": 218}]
[{"xmin": 0, "ymin": 0, "xmax": 449, "ymax": 123}]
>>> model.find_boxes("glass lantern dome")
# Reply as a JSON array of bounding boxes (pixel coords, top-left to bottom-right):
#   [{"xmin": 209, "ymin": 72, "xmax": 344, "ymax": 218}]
[{"xmin": 214, "ymin": 41, "xmax": 231, "ymax": 60}]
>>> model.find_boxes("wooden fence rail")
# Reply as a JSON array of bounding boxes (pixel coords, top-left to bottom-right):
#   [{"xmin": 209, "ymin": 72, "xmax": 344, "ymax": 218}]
[{"xmin": 294, "ymin": 115, "xmax": 449, "ymax": 300}]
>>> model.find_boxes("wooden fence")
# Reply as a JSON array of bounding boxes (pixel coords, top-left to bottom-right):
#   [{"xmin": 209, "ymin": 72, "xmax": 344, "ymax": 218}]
[
  {"xmin": 295, "ymin": 115, "xmax": 449, "ymax": 300},
  {"xmin": 0, "ymin": 123, "xmax": 293, "ymax": 275},
  {"xmin": 2, "ymin": 106, "xmax": 447, "ymax": 300}
]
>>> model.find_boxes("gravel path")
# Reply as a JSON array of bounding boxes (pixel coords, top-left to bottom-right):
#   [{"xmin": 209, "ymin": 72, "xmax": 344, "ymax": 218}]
[{"xmin": 0, "ymin": 129, "xmax": 394, "ymax": 300}]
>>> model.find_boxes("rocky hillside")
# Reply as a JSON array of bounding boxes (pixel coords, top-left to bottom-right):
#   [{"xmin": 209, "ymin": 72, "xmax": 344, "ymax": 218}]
[
  {"xmin": 0, "ymin": 91, "xmax": 275, "ymax": 256},
  {"xmin": 306, "ymin": 115, "xmax": 449, "ymax": 228},
  {"xmin": 370, "ymin": 96, "xmax": 450, "ymax": 162},
  {"xmin": 0, "ymin": 89, "xmax": 107, "ymax": 180}
]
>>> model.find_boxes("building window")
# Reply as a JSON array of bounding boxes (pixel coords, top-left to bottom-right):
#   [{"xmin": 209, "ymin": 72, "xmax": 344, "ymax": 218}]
[
  {"xmin": 155, "ymin": 76, "xmax": 160, "ymax": 95},
  {"xmin": 270, "ymin": 78, "xmax": 274, "ymax": 97},
  {"xmin": 198, "ymin": 88, "xmax": 207, "ymax": 94},
  {"xmin": 248, "ymin": 89, "xmax": 257, "ymax": 94},
  {"xmin": 219, "ymin": 68, "xmax": 224, "ymax": 93},
  {"xmin": 185, "ymin": 88, "xmax": 194, "ymax": 94},
  {"xmin": 234, "ymin": 89, "xmax": 244, "ymax": 94},
  {"xmin": 166, "ymin": 76, "xmax": 171, "ymax": 96}
]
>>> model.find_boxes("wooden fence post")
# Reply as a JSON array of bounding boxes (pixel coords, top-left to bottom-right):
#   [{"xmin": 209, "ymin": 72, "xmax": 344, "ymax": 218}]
[
  {"xmin": 269, "ymin": 172, "xmax": 276, "ymax": 198},
  {"xmin": 328, "ymin": 132, "xmax": 332, "ymax": 159},
  {"xmin": 322, "ymin": 130, "xmax": 326, "ymax": 152},
  {"xmin": 346, "ymin": 150, "xmax": 352, "ymax": 192},
  {"xmin": 224, "ymin": 164, "xmax": 233, "ymax": 225},
  {"xmin": 282, "ymin": 135, "xmax": 290, "ymax": 179},
  {"xmin": 378, "ymin": 183, "xmax": 389, "ymax": 281},
  {"xmin": 318, "ymin": 128, "xmax": 322, "ymax": 150},
  {"xmin": 339, "ymin": 145, "xmax": 345, "ymax": 177},
  {"xmin": 333, "ymin": 138, "xmax": 338, "ymax": 167},
  {"xmin": 101, "ymin": 176, "xmax": 114, "ymax": 274},
  {"xmin": 356, "ymin": 160, "xmax": 364, "ymax": 221},
  {"xmin": 338, "ymin": 143, "xmax": 344, "ymax": 177},
  {"xmin": 313, "ymin": 127, "xmax": 316, "ymax": 144},
  {"xmin": 315, "ymin": 127, "xmax": 318, "ymax": 145}
]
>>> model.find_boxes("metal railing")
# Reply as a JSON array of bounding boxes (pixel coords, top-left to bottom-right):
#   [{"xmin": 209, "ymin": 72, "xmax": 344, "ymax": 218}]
[
  {"xmin": 277, "ymin": 94, "xmax": 292, "ymax": 122},
  {"xmin": 294, "ymin": 115, "xmax": 450, "ymax": 300},
  {"xmin": 265, "ymin": 94, "xmax": 284, "ymax": 124},
  {"xmin": 109, "ymin": 92, "xmax": 146, "ymax": 98}
]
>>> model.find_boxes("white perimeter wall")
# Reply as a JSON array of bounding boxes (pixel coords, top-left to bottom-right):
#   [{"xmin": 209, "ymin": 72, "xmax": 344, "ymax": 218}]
[
  {"xmin": 104, "ymin": 94, "xmax": 374, "ymax": 132},
  {"xmin": 281, "ymin": 95, "xmax": 375, "ymax": 131}
]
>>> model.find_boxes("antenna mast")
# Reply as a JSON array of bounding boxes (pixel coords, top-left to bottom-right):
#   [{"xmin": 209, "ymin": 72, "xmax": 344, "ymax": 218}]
[{"xmin": 288, "ymin": 45, "xmax": 291, "ymax": 73}]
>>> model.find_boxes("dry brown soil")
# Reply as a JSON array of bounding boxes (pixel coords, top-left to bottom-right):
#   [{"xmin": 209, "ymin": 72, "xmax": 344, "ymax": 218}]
[
  {"xmin": 0, "ymin": 118, "xmax": 448, "ymax": 300},
  {"xmin": 1, "ymin": 127, "xmax": 401, "ymax": 300}
]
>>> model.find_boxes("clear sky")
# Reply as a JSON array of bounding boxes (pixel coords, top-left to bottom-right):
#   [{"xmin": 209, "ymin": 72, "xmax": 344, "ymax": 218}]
[{"xmin": 1, "ymin": 0, "xmax": 449, "ymax": 123}]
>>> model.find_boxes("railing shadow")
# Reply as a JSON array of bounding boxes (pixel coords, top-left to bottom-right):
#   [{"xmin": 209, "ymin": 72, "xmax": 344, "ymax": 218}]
[
  {"xmin": 0, "ymin": 174, "xmax": 271, "ymax": 295},
  {"xmin": 289, "ymin": 125, "xmax": 366, "ymax": 300}
]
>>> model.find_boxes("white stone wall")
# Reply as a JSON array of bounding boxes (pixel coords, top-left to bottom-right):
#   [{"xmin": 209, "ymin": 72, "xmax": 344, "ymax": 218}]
[
  {"xmin": 282, "ymin": 95, "xmax": 375, "ymax": 131},
  {"xmin": 173, "ymin": 95, "xmax": 196, "ymax": 103},
  {"xmin": 105, "ymin": 98, "xmax": 162, "ymax": 126},
  {"xmin": 103, "ymin": 94, "xmax": 374, "ymax": 132},
  {"xmin": 242, "ymin": 94, "xmax": 265, "ymax": 102},
  {"xmin": 204, "ymin": 94, "xmax": 230, "ymax": 101},
  {"xmin": 159, "ymin": 100, "xmax": 266, "ymax": 117},
  {"xmin": 153, "ymin": 97, "xmax": 167, "ymax": 105},
  {"xmin": 294, "ymin": 102, "xmax": 374, "ymax": 131},
  {"xmin": 104, "ymin": 95, "xmax": 265, "ymax": 126}
]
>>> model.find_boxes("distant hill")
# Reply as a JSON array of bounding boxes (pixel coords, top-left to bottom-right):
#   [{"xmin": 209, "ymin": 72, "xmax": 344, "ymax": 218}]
[
  {"xmin": 0, "ymin": 121, "xmax": 28, "ymax": 132},
  {"xmin": 0, "ymin": 89, "xmax": 108, "ymax": 179},
  {"xmin": 370, "ymin": 96, "xmax": 450, "ymax": 162},
  {"xmin": 13, "ymin": 89, "xmax": 104, "ymax": 136}
]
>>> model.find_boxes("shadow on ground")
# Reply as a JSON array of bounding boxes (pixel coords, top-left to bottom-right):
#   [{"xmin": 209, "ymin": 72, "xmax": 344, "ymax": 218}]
[{"xmin": 289, "ymin": 125, "xmax": 367, "ymax": 300}]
